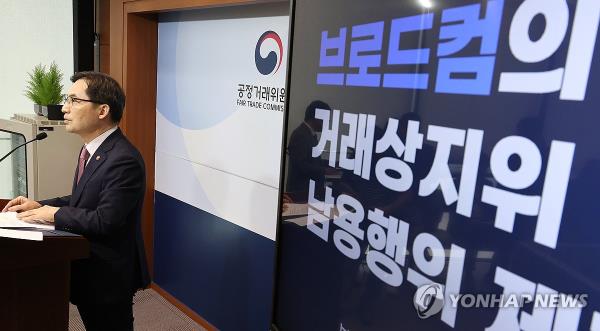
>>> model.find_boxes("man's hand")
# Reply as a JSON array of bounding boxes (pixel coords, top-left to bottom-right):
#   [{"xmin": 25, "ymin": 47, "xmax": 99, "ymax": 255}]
[
  {"xmin": 281, "ymin": 193, "xmax": 293, "ymax": 213},
  {"xmin": 16, "ymin": 205, "xmax": 59, "ymax": 224},
  {"xmin": 2, "ymin": 196, "xmax": 41, "ymax": 213}
]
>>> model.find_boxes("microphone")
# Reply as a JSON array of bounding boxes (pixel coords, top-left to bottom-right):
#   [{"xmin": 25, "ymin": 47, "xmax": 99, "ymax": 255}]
[
  {"xmin": 35, "ymin": 132, "xmax": 48, "ymax": 141},
  {"xmin": 0, "ymin": 132, "xmax": 48, "ymax": 163}
]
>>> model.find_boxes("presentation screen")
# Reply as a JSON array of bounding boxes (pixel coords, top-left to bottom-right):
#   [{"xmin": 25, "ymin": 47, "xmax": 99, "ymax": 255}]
[{"xmin": 274, "ymin": 0, "xmax": 600, "ymax": 330}]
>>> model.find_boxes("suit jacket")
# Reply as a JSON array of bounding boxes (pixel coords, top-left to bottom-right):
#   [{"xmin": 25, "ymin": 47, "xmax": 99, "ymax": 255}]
[
  {"xmin": 41, "ymin": 128, "xmax": 150, "ymax": 304},
  {"xmin": 286, "ymin": 122, "xmax": 326, "ymax": 196}
]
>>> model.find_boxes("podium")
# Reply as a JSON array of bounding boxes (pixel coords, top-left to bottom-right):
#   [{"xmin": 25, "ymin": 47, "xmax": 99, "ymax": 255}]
[{"xmin": 0, "ymin": 199, "xmax": 89, "ymax": 331}]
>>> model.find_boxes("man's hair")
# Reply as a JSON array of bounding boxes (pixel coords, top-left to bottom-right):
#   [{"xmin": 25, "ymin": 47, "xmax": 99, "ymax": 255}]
[
  {"xmin": 305, "ymin": 100, "xmax": 330, "ymax": 120},
  {"xmin": 71, "ymin": 72, "xmax": 126, "ymax": 123}
]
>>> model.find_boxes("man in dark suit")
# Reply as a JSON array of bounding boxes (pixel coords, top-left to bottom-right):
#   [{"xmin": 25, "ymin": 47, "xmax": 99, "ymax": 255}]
[
  {"xmin": 2, "ymin": 72, "xmax": 149, "ymax": 330},
  {"xmin": 286, "ymin": 100, "xmax": 334, "ymax": 199}
]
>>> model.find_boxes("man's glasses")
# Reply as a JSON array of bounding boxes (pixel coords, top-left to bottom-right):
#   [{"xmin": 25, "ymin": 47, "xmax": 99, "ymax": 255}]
[{"xmin": 63, "ymin": 95, "xmax": 105, "ymax": 106}]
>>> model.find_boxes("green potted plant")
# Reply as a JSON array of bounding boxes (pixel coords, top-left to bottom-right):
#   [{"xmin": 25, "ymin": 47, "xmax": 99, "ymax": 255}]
[
  {"xmin": 24, "ymin": 63, "xmax": 46, "ymax": 115},
  {"xmin": 24, "ymin": 62, "xmax": 65, "ymax": 120}
]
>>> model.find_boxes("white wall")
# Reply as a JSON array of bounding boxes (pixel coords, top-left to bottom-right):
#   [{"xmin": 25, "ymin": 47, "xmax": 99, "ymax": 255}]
[
  {"xmin": 155, "ymin": 5, "xmax": 288, "ymax": 241},
  {"xmin": 0, "ymin": 0, "xmax": 74, "ymax": 119},
  {"xmin": 0, "ymin": 0, "xmax": 73, "ymax": 198}
]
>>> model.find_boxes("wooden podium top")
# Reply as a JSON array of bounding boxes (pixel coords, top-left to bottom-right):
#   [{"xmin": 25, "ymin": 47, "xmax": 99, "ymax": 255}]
[
  {"xmin": 0, "ymin": 234, "xmax": 89, "ymax": 270},
  {"xmin": 0, "ymin": 199, "xmax": 89, "ymax": 331},
  {"xmin": 0, "ymin": 199, "xmax": 89, "ymax": 269}
]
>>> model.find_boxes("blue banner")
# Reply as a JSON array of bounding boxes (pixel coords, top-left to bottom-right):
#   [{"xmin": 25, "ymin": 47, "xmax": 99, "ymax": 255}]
[{"xmin": 274, "ymin": 0, "xmax": 600, "ymax": 330}]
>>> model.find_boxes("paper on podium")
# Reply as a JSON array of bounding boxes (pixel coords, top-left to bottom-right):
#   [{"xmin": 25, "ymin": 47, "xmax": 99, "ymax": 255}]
[
  {"xmin": 0, "ymin": 228, "xmax": 43, "ymax": 241},
  {"xmin": 281, "ymin": 203, "xmax": 341, "ymax": 227},
  {"xmin": 282, "ymin": 202, "xmax": 309, "ymax": 218},
  {"xmin": 0, "ymin": 212, "xmax": 54, "ymax": 230}
]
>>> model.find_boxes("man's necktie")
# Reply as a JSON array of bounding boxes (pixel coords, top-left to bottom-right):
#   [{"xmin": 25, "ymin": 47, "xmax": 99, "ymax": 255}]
[{"xmin": 77, "ymin": 147, "xmax": 90, "ymax": 185}]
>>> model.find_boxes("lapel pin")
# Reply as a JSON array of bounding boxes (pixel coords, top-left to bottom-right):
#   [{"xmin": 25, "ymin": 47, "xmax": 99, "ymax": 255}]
[{"xmin": 96, "ymin": 156, "xmax": 101, "ymax": 161}]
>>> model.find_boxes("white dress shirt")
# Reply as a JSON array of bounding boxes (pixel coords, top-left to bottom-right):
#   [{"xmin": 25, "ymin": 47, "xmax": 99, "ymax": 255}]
[{"xmin": 84, "ymin": 126, "xmax": 118, "ymax": 165}]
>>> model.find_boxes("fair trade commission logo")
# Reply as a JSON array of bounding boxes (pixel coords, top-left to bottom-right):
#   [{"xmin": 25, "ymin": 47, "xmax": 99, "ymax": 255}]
[
  {"xmin": 255, "ymin": 31, "xmax": 283, "ymax": 75},
  {"xmin": 235, "ymin": 30, "xmax": 286, "ymax": 112}
]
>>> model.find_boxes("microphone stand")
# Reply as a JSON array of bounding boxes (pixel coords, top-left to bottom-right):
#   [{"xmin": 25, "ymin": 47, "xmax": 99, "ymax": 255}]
[{"xmin": 0, "ymin": 133, "xmax": 47, "ymax": 164}]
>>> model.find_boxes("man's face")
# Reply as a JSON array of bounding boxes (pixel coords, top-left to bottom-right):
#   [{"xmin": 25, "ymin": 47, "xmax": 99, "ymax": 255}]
[
  {"xmin": 309, "ymin": 118, "xmax": 323, "ymax": 132},
  {"xmin": 62, "ymin": 79, "xmax": 102, "ymax": 135}
]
